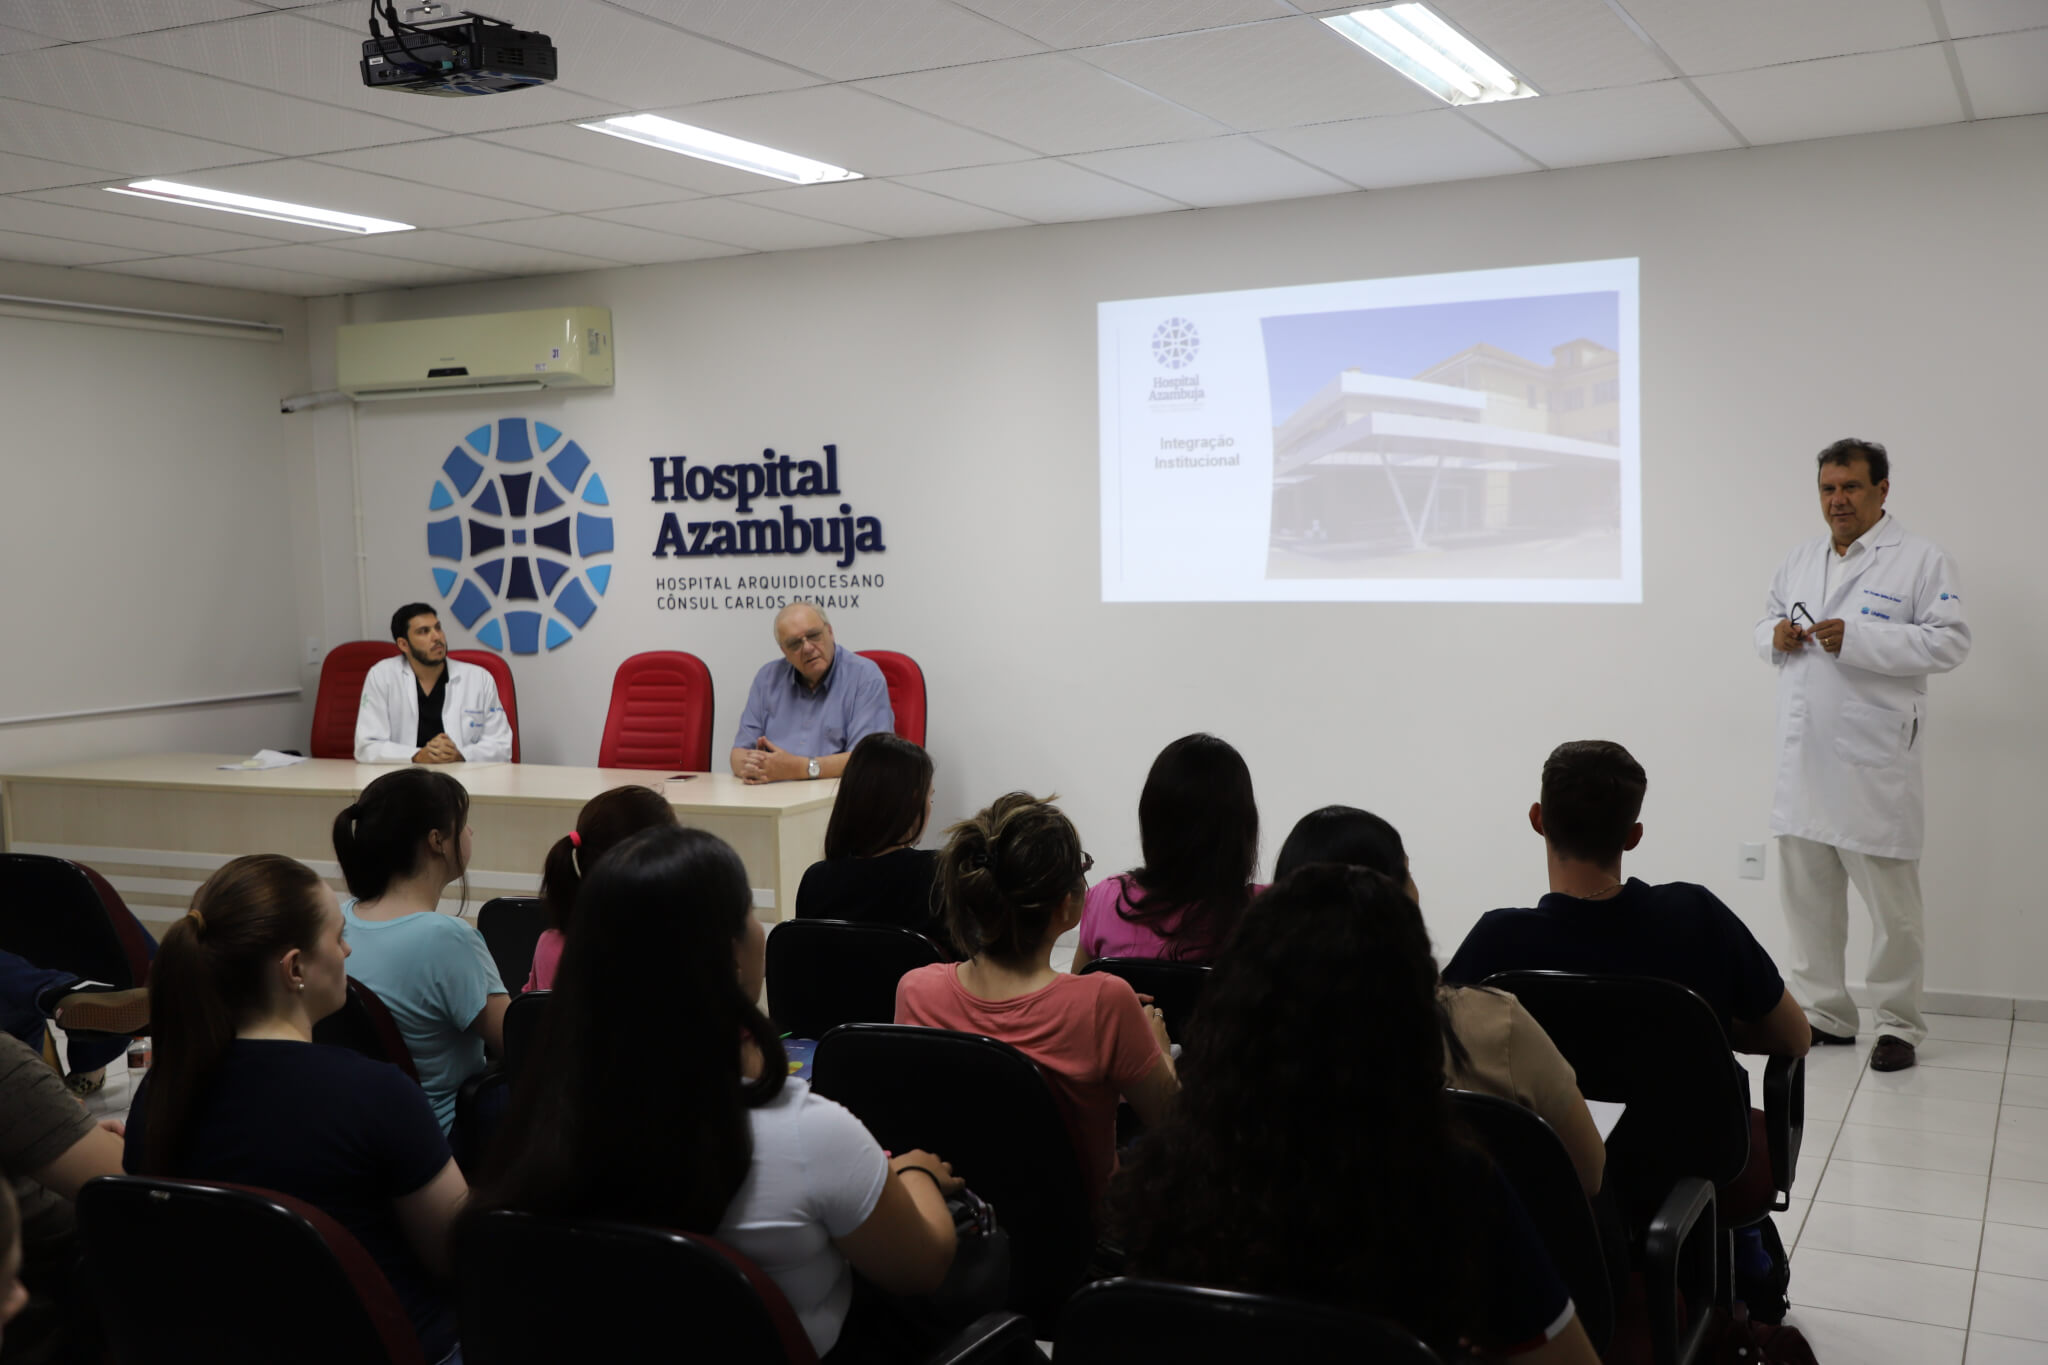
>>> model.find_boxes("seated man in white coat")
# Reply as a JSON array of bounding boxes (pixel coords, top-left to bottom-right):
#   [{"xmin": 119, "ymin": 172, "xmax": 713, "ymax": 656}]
[{"xmin": 355, "ymin": 603, "xmax": 512, "ymax": 765}]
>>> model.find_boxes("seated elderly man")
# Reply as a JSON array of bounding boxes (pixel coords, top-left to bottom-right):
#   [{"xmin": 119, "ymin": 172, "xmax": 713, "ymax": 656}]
[{"xmin": 729, "ymin": 601, "xmax": 893, "ymax": 784}]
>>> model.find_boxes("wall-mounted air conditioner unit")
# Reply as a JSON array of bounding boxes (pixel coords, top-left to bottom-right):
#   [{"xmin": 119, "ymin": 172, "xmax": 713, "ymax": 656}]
[{"xmin": 337, "ymin": 306, "xmax": 612, "ymax": 401}]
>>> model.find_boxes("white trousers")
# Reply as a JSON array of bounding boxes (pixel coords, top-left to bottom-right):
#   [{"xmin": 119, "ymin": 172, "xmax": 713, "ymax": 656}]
[{"xmin": 1777, "ymin": 835, "xmax": 1926, "ymax": 1046}]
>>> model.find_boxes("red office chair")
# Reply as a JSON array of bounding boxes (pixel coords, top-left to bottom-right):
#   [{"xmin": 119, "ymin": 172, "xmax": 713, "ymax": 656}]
[
  {"xmin": 857, "ymin": 650, "xmax": 926, "ymax": 747},
  {"xmin": 597, "ymin": 651, "xmax": 714, "ymax": 771},
  {"xmin": 0, "ymin": 854, "xmax": 153, "ymax": 991},
  {"xmin": 450, "ymin": 649, "xmax": 520, "ymax": 763},
  {"xmin": 310, "ymin": 641, "xmax": 399, "ymax": 759}
]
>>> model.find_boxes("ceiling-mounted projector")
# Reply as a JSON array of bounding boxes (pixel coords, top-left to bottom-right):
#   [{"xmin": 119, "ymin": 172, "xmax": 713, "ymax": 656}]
[{"xmin": 360, "ymin": 7, "xmax": 556, "ymax": 97}]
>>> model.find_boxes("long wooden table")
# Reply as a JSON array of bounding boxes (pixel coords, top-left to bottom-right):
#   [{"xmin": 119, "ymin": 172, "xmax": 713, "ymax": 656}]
[{"xmin": 0, "ymin": 754, "xmax": 838, "ymax": 926}]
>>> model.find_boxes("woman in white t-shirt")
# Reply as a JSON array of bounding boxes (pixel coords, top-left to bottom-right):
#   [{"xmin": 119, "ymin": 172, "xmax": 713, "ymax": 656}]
[{"xmin": 469, "ymin": 825, "xmax": 962, "ymax": 1360}]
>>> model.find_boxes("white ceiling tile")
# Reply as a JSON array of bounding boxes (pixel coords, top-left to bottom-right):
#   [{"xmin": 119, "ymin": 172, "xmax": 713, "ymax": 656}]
[
  {"xmin": 1432, "ymin": 0, "xmax": 1671, "ymax": 93},
  {"xmin": 734, "ymin": 179, "xmax": 1029, "ymax": 237},
  {"xmin": 25, "ymin": 183, "xmax": 342, "ymax": 241},
  {"xmin": 0, "ymin": 98, "xmax": 266, "ymax": 176},
  {"xmin": 322, "ymin": 228, "xmax": 623, "ymax": 276},
  {"xmin": 1621, "ymin": 0, "xmax": 1938, "ymax": 76},
  {"xmin": 197, "ymin": 241, "xmax": 496, "ymax": 285},
  {"xmin": 1258, "ymin": 108, "xmax": 1536, "ymax": 187},
  {"xmin": 952, "ymin": 0, "xmax": 1295, "ymax": 48},
  {"xmin": 95, "ymin": 253, "xmax": 359, "ymax": 296},
  {"xmin": 896, "ymin": 158, "xmax": 1186, "ymax": 220},
  {"xmin": 0, "ymin": 227, "xmax": 142, "ymax": 266},
  {"xmin": 156, "ymin": 159, "xmax": 553, "ymax": 230},
  {"xmin": 2, "ymin": 0, "xmax": 260, "ymax": 43},
  {"xmin": 0, "ymin": 194, "xmax": 285, "ymax": 253},
  {"xmin": 610, "ymin": 0, "xmax": 1044, "ymax": 78},
  {"xmin": 452, "ymin": 215, "xmax": 747, "ymax": 265},
  {"xmin": 593, "ymin": 199, "xmax": 882, "ymax": 252},
  {"xmin": 315, "ymin": 138, "xmax": 692, "ymax": 213},
  {"xmin": 1952, "ymin": 29, "xmax": 2048, "ymax": 118},
  {"xmin": 651, "ymin": 84, "xmax": 1036, "ymax": 178},
  {"xmin": 97, "ymin": 9, "xmax": 626, "ymax": 138},
  {"xmin": 1064, "ymin": 135, "xmax": 1353, "ymax": 208},
  {"xmin": 1941, "ymin": 0, "xmax": 2048, "ymax": 39},
  {"xmin": 1078, "ymin": 17, "xmax": 1438, "ymax": 131},
  {"xmin": 0, "ymin": 149, "xmax": 112, "ymax": 194},
  {"xmin": 1693, "ymin": 45, "xmax": 1964, "ymax": 145},
  {"xmin": 0, "ymin": 46, "xmax": 434, "ymax": 156},
  {"xmin": 478, "ymin": 124, "xmax": 790, "ymax": 197},
  {"xmin": 856, "ymin": 52, "xmax": 1230, "ymax": 155},
  {"xmin": 1463, "ymin": 79, "xmax": 1741, "ymax": 167},
  {"xmin": 0, "ymin": 24, "xmax": 57, "ymax": 54}
]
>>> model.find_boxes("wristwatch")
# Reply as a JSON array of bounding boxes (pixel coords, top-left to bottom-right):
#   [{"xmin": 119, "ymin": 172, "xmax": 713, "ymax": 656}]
[{"xmin": 806, "ymin": 757, "xmax": 820, "ymax": 779}]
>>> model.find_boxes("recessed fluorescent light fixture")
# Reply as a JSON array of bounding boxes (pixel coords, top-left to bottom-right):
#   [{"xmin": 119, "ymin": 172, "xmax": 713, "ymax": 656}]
[
  {"xmin": 579, "ymin": 114, "xmax": 861, "ymax": 185},
  {"xmin": 104, "ymin": 179, "xmax": 414, "ymax": 234},
  {"xmin": 1323, "ymin": 4, "xmax": 1535, "ymax": 106}
]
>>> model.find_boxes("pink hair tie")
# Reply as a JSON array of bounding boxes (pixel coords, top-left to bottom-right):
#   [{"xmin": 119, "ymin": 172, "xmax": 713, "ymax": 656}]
[{"xmin": 569, "ymin": 830, "xmax": 582, "ymax": 847}]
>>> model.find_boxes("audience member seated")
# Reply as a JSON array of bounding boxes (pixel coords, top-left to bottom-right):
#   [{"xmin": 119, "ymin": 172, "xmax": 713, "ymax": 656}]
[
  {"xmin": 470, "ymin": 825, "xmax": 963, "ymax": 1363},
  {"xmin": 529, "ymin": 785, "xmax": 678, "ymax": 993},
  {"xmin": 796, "ymin": 733, "xmax": 949, "ymax": 950},
  {"xmin": 1274, "ymin": 805, "xmax": 1605, "ymax": 1196},
  {"xmin": 124, "ymin": 855, "xmax": 467, "ymax": 1364},
  {"xmin": 0, "ymin": 947, "xmax": 151, "ymax": 1095},
  {"xmin": 1073, "ymin": 734, "xmax": 1263, "ymax": 970},
  {"xmin": 332, "ymin": 768, "xmax": 509, "ymax": 1133},
  {"xmin": 899, "ymin": 792, "xmax": 1178, "ymax": 1210},
  {"xmin": 0, "ymin": 1030, "xmax": 126, "ymax": 1359},
  {"xmin": 1111, "ymin": 864, "xmax": 1599, "ymax": 1365}
]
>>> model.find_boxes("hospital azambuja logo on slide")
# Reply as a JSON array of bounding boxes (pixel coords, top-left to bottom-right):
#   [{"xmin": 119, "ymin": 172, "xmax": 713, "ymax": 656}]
[
  {"xmin": 1152, "ymin": 316, "xmax": 1199, "ymax": 369},
  {"xmin": 423, "ymin": 417, "xmax": 614, "ymax": 655}
]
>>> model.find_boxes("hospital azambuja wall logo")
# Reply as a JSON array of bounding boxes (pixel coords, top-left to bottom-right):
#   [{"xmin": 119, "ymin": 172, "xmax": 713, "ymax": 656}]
[{"xmin": 424, "ymin": 417, "xmax": 613, "ymax": 655}]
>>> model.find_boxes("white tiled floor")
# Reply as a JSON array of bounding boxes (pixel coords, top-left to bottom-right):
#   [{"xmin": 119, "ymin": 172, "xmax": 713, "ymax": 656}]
[{"xmin": 1762, "ymin": 1010, "xmax": 2048, "ymax": 1364}]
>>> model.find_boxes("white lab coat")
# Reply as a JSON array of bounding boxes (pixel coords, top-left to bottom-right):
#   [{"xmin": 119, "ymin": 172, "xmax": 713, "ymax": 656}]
[
  {"xmin": 1754, "ymin": 514, "xmax": 1969, "ymax": 860},
  {"xmin": 354, "ymin": 655, "xmax": 512, "ymax": 764}
]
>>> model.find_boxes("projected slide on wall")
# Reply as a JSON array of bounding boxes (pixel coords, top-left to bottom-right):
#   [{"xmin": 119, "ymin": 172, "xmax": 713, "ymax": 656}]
[{"xmin": 1098, "ymin": 259, "xmax": 1639, "ymax": 603}]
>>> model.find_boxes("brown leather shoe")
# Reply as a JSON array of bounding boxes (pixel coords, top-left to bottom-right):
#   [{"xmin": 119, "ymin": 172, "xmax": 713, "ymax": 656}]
[
  {"xmin": 52, "ymin": 986, "xmax": 150, "ymax": 1038},
  {"xmin": 1870, "ymin": 1034, "xmax": 1917, "ymax": 1071}
]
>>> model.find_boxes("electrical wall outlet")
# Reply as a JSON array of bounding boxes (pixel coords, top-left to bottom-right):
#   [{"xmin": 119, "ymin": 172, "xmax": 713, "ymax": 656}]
[
  {"xmin": 305, "ymin": 637, "xmax": 323, "ymax": 668},
  {"xmin": 1739, "ymin": 842, "xmax": 1766, "ymax": 880}
]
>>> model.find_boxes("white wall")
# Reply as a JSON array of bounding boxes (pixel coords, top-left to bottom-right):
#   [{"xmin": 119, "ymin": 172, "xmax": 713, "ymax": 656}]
[{"xmin": 325, "ymin": 114, "xmax": 2045, "ymax": 1004}]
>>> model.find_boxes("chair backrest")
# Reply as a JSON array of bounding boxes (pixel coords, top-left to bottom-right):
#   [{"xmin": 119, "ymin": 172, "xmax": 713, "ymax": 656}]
[
  {"xmin": 855, "ymin": 649, "xmax": 925, "ymax": 747},
  {"xmin": 310, "ymin": 641, "xmax": 397, "ymax": 759},
  {"xmin": 312, "ymin": 977, "xmax": 420, "ymax": 1082},
  {"xmin": 1076, "ymin": 957, "xmax": 1211, "ymax": 1043},
  {"xmin": 764, "ymin": 919, "xmax": 942, "ymax": 1041},
  {"xmin": 1056, "ymin": 1278, "xmax": 1440, "ymax": 1365},
  {"xmin": 0, "ymin": 853, "xmax": 149, "ymax": 990},
  {"xmin": 456, "ymin": 1210, "xmax": 817, "ymax": 1365},
  {"xmin": 597, "ymin": 651, "xmax": 715, "ymax": 771},
  {"xmin": 1481, "ymin": 971, "xmax": 1751, "ymax": 1214},
  {"xmin": 810, "ymin": 1023, "xmax": 1094, "ymax": 1326},
  {"xmin": 76, "ymin": 1175, "xmax": 427, "ymax": 1365},
  {"xmin": 477, "ymin": 896, "xmax": 550, "ymax": 994},
  {"xmin": 449, "ymin": 649, "xmax": 520, "ymax": 763},
  {"xmin": 1447, "ymin": 1089, "xmax": 1613, "ymax": 1352},
  {"xmin": 501, "ymin": 989, "xmax": 552, "ymax": 1079}
]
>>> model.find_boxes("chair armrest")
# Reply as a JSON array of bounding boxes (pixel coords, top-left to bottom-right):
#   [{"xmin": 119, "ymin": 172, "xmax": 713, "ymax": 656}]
[
  {"xmin": 1763, "ymin": 1055, "xmax": 1805, "ymax": 1211},
  {"xmin": 1643, "ymin": 1176, "xmax": 1717, "ymax": 1365},
  {"xmin": 925, "ymin": 1310, "xmax": 1043, "ymax": 1365},
  {"xmin": 453, "ymin": 1064, "xmax": 504, "ymax": 1175}
]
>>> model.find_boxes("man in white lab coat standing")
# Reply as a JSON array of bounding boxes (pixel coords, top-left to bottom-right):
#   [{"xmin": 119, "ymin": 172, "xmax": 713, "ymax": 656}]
[
  {"xmin": 355, "ymin": 602, "xmax": 513, "ymax": 764},
  {"xmin": 1756, "ymin": 439, "xmax": 1969, "ymax": 1072}
]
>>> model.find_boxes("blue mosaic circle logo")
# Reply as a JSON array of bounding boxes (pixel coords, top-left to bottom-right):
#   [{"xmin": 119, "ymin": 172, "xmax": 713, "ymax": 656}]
[
  {"xmin": 424, "ymin": 418, "xmax": 613, "ymax": 654},
  {"xmin": 1152, "ymin": 316, "xmax": 1199, "ymax": 370}
]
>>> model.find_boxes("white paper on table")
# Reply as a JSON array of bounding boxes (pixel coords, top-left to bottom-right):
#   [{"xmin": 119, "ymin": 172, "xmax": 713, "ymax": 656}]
[
  {"xmin": 1586, "ymin": 1099, "xmax": 1627, "ymax": 1142},
  {"xmin": 218, "ymin": 749, "xmax": 309, "ymax": 771}
]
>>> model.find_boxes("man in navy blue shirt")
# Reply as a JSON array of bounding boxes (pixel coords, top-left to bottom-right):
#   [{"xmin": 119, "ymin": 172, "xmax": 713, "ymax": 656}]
[{"xmin": 729, "ymin": 600, "xmax": 894, "ymax": 784}]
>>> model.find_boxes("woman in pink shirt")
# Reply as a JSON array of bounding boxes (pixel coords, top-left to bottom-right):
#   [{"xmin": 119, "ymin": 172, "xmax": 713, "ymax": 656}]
[
  {"xmin": 527, "ymin": 786, "xmax": 677, "ymax": 992},
  {"xmin": 1073, "ymin": 734, "xmax": 1262, "ymax": 971},
  {"xmin": 895, "ymin": 792, "xmax": 1179, "ymax": 1211}
]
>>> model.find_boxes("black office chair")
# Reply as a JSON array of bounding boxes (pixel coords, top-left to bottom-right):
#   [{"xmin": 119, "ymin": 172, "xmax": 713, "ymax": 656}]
[
  {"xmin": 1447, "ymin": 1089, "xmax": 1614, "ymax": 1353},
  {"xmin": 1056, "ymin": 1278, "xmax": 1440, "ymax": 1364},
  {"xmin": 76, "ymin": 1176, "xmax": 427, "ymax": 1365},
  {"xmin": 456, "ymin": 1210, "xmax": 1038, "ymax": 1365},
  {"xmin": 811, "ymin": 1023, "xmax": 1095, "ymax": 1330},
  {"xmin": 765, "ymin": 919, "xmax": 943, "ymax": 1041},
  {"xmin": 312, "ymin": 976, "xmax": 420, "ymax": 1081},
  {"xmin": 0, "ymin": 853, "xmax": 154, "ymax": 993},
  {"xmin": 501, "ymin": 988, "xmax": 552, "ymax": 1079},
  {"xmin": 1075, "ymin": 957, "xmax": 1211, "ymax": 1042},
  {"xmin": 477, "ymin": 896, "xmax": 550, "ymax": 993}
]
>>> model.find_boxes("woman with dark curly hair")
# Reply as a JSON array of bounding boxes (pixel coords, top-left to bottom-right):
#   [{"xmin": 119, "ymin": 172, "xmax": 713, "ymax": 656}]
[{"xmin": 1111, "ymin": 864, "xmax": 1598, "ymax": 1364}]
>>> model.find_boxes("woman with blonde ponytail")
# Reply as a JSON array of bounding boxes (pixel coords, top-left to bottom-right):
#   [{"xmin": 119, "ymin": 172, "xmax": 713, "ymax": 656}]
[{"xmin": 125, "ymin": 855, "xmax": 467, "ymax": 1364}]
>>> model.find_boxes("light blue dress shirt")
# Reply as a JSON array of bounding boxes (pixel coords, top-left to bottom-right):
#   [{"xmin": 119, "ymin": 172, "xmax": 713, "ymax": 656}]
[{"xmin": 731, "ymin": 645, "xmax": 894, "ymax": 758}]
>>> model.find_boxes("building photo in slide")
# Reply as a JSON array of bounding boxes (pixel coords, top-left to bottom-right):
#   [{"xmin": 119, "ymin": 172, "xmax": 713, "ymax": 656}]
[{"xmin": 1100, "ymin": 259, "xmax": 1639, "ymax": 604}]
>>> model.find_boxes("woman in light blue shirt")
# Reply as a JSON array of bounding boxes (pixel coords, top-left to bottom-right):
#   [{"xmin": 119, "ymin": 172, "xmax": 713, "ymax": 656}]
[{"xmin": 332, "ymin": 768, "xmax": 507, "ymax": 1132}]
